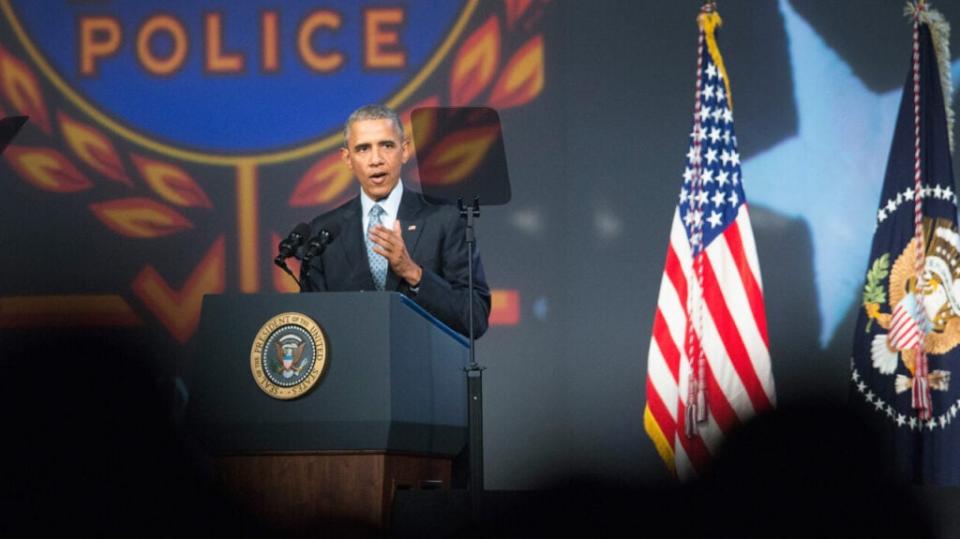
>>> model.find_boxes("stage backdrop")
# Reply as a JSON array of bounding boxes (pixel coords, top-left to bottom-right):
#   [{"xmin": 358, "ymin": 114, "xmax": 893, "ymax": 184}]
[{"xmin": 2, "ymin": 0, "xmax": 959, "ymax": 488}]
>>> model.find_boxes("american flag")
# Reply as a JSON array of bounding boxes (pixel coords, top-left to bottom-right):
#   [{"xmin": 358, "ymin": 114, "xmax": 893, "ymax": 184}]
[{"xmin": 644, "ymin": 8, "xmax": 776, "ymax": 480}]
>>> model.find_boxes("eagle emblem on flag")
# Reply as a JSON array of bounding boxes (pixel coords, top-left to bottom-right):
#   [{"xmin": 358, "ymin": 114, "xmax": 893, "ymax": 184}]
[{"xmin": 864, "ymin": 218, "xmax": 958, "ymax": 395}]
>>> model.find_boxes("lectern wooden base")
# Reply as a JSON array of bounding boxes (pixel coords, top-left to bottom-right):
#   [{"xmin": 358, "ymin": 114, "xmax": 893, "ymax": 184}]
[{"xmin": 214, "ymin": 452, "xmax": 452, "ymax": 533}]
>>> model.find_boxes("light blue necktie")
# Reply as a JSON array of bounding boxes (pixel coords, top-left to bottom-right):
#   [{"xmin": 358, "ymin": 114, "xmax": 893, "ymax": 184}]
[{"xmin": 366, "ymin": 204, "xmax": 388, "ymax": 290}]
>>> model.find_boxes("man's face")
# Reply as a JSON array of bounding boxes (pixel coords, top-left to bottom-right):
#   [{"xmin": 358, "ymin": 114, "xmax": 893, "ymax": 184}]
[{"xmin": 341, "ymin": 118, "xmax": 409, "ymax": 201}]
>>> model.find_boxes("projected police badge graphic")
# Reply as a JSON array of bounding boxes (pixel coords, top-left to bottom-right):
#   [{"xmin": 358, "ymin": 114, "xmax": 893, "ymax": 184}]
[
  {"xmin": 0, "ymin": 0, "xmax": 546, "ymax": 344},
  {"xmin": 2, "ymin": 1, "xmax": 477, "ymax": 157},
  {"xmin": 250, "ymin": 312, "xmax": 327, "ymax": 399}
]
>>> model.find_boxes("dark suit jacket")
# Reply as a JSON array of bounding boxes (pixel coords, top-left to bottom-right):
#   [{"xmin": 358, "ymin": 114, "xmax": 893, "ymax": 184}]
[{"xmin": 300, "ymin": 190, "xmax": 491, "ymax": 338}]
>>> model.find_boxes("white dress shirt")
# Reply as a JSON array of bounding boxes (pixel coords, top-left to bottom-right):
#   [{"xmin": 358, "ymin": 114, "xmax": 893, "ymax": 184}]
[{"xmin": 360, "ymin": 180, "xmax": 404, "ymax": 233}]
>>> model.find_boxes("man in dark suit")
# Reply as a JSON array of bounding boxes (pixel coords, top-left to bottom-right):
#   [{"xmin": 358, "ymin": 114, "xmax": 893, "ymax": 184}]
[{"xmin": 301, "ymin": 104, "xmax": 491, "ymax": 338}]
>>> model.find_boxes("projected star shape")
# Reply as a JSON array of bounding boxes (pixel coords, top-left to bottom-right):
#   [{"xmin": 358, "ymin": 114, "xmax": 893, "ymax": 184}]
[{"xmin": 743, "ymin": 0, "xmax": 960, "ymax": 345}]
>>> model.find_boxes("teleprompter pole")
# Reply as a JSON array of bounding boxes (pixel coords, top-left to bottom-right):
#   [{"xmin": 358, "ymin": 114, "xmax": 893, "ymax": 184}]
[{"xmin": 460, "ymin": 196, "xmax": 485, "ymax": 523}]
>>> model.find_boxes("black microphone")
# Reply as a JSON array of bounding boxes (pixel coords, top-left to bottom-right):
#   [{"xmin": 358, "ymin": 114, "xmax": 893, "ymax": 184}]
[
  {"xmin": 302, "ymin": 222, "xmax": 341, "ymax": 265},
  {"xmin": 274, "ymin": 222, "xmax": 311, "ymax": 267}
]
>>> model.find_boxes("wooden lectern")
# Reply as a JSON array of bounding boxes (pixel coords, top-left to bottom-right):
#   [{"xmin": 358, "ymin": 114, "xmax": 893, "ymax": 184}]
[{"xmin": 185, "ymin": 292, "xmax": 469, "ymax": 533}]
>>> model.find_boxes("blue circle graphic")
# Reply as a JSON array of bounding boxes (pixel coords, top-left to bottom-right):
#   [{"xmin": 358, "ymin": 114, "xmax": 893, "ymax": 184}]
[{"xmin": 8, "ymin": 0, "xmax": 468, "ymax": 154}]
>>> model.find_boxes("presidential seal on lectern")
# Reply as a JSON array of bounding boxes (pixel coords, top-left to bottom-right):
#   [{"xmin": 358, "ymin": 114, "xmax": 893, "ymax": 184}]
[{"xmin": 250, "ymin": 312, "xmax": 328, "ymax": 400}]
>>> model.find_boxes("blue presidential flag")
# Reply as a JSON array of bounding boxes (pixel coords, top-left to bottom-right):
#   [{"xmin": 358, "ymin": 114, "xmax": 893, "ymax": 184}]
[{"xmin": 851, "ymin": 6, "xmax": 959, "ymax": 485}]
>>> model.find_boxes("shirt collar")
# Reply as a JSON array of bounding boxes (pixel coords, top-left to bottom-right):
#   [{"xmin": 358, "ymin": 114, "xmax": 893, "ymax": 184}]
[{"xmin": 360, "ymin": 180, "xmax": 404, "ymax": 224}]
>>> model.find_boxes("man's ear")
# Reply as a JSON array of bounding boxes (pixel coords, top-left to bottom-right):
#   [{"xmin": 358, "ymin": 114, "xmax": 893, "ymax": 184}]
[
  {"xmin": 340, "ymin": 147, "xmax": 352, "ymax": 169},
  {"xmin": 401, "ymin": 138, "xmax": 411, "ymax": 164}
]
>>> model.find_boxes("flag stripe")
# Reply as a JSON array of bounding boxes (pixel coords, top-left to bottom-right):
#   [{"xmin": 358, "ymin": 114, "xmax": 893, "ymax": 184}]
[
  {"xmin": 723, "ymin": 214, "xmax": 770, "ymax": 345},
  {"xmin": 700, "ymin": 300, "xmax": 762, "ymax": 422},
  {"xmin": 704, "ymin": 356, "xmax": 741, "ymax": 432},
  {"xmin": 669, "ymin": 210, "xmax": 694, "ymax": 275},
  {"xmin": 692, "ymin": 405, "xmax": 726, "ymax": 456},
  {"xmin": 705, "ymin": 230, "xmax": 768, "ymax": 363},
  {"xmin": 652, "ymin": 258, "xmax": 687, "ymax": 390},
  {"xmin": 707, "ymin": 224, "xmax": 776, "ymax": 403},
  {"xmin": 664, "ymin": 236, "xmax": 689, "ymax": 309},
  {"xmin": 658, "ymin": 247, "xmax": 689, "ymax": 349},
  {"xmin": 652, "ymin": 309, "xmax": 681, "ymax": 382},
  {"xmin": 700, "ymin": 253, "xmax": 774, "ymax": 414},
  {"xmin": 646, "ymin": 378, "xmax": 677, "ymax": 443},
  {"xmin": 735, "ymin": 205, "xmax": 764, "ymax": 290},
  {"xmin": 647, "ymin": 341, "xmax": 679, "ymax": 422}
]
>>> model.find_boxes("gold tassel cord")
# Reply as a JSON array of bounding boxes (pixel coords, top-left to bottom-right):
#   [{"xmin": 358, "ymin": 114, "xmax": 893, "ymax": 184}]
[{"xmin": 698, "ymin": 10, "xmax": 733, "ymax": 112}]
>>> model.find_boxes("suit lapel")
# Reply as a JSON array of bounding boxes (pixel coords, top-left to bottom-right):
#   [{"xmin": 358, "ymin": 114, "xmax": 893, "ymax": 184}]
[
  {"xmin": 335, "ymin": 198, "xmax": 376, "ymax": 290},
  {"xmin": 386, "ymin": 190, "xmax": 426, "ymax": 290}
]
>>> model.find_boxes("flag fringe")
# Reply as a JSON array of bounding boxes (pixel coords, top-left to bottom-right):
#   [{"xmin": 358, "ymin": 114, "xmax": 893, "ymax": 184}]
[
  {"xmin": 698, "ymin": 10, "xmax": 733, "ymax": 111},
  {"xmin": 905, "ymin": 2, "xmax": 955, "ymax": 153},
  {"xmin": 643, "ymin": 405, "xmax": 677, "ymax": 476}
]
